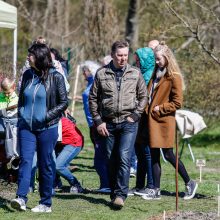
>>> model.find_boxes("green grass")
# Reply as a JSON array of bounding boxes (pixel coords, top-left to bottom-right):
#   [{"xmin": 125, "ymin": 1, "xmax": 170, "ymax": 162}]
[{"xmin": 0, "ymin": 104, "xmax": 219, "ymax": 220}]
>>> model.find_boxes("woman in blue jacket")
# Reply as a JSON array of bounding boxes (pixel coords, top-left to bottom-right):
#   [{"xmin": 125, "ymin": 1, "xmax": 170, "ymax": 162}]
[{"xmin": 11, "ymin": 43, "xmax": 68, "ymax": 213}]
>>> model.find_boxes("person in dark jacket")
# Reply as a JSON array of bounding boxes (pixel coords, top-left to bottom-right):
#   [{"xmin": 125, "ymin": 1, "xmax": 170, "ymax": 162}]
[
  {"xmin": 128, "ymin": 45, "xmax": 157, "ymax": 196},
  {"xmin": 11, "ymin": 43, "xmax": 68, "ymax": 213},
  {"xmin": 50, "ymin": 48, "xmax": 69, "ymax": 77}
]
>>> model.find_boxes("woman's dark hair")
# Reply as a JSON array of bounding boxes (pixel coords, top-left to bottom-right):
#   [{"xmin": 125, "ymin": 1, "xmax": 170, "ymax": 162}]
[
  {"xmin": 50, "ymin": 48, "xmax": 66, "ymax": 62},
  {"xmin": 28, "ymin": 43, "xmax": 53, "ymax": 80}
]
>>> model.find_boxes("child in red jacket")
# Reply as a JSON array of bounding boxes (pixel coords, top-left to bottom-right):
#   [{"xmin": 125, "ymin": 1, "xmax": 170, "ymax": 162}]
[{"xmin": 55, "ymin": 116, "xmax": 84, "ymax": 193}]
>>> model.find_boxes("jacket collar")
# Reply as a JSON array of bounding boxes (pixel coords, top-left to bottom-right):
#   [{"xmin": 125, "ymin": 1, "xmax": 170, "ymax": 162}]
[{"xmin": 105, "ymin": 61, "xmax": 133, "ymax": 76}]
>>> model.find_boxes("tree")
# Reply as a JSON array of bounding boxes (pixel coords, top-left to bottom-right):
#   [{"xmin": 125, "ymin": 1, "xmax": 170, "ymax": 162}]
[
  {"xmin": 83, "ymin": 0, "xmax": 120, "ymax": 59},
  {"xmin": 164, "ymin": 0, "xmax": 220, "ymax": 65},
  {"xmin": 125, "ymin": 0, "xmax": 140, "ymax": 53}
]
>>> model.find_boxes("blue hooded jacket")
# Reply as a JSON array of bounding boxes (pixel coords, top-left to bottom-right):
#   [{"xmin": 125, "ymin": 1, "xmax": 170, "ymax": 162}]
[
  {"xmin": 135, "ymin": 47, "xmax": 155, "ymax": 86},
  {"xmin": 82, "ymin": 76, "xmax": 94, "ymax": 127}
]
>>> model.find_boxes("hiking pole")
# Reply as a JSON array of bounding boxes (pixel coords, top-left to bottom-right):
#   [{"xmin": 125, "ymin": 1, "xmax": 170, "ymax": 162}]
[{"xmin": 175, "ymin": 124, "xmax": 179, "ymax": 212}]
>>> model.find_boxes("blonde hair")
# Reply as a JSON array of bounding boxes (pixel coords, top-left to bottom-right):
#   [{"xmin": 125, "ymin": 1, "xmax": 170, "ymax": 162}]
[
  {"xmin": 1, "ymin": 77, "xmax": 15, "ymax": 91},
  {"xmin": 154, "ymin": 41, "xmax": 185, "ymax": 90}
]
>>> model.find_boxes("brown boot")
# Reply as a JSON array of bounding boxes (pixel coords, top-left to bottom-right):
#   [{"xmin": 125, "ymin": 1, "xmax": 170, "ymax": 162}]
[{"xmin": 112, "ymin": 197, "xmax": 124, "ymax": 209}]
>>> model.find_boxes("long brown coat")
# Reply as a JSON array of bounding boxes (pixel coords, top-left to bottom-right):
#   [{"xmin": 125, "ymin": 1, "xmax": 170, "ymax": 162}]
[{"xmin": 146, "ymin": 73, "xmax": 183, "ymax": 148}]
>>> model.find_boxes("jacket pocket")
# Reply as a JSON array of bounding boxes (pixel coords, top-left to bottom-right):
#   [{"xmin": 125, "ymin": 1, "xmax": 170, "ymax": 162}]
[
  {"xmin": 101, "ymin": 98, "xmax": 114, "ymax": 116},
  {"xmin": 151, "ymin": 110, "xmax": 161, "ymax": 121}
]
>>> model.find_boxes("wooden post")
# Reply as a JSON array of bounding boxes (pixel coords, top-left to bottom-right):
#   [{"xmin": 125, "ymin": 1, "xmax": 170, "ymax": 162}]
[
  {"xmin": 71, "ymin": 65, "xmax": 80, "ymax": 115},
  {"xmin": 175, "ymin": 124, "xmax": 179, "ymax": 212}
]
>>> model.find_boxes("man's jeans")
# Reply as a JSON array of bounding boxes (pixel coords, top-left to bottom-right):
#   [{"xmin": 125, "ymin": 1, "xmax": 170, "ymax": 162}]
[
  {"xmin": 104, "ymin": 121, "xmax": 138, "ymax": 200},
  {"xmin": 56, "ymin": 145, "xmax": 82, "ymax": 186},
  {"xmin": 135, "ymin": 144, "xmax": 154, "ymax": 189},
  {"xmin": 17, "ymin": 127, "xmax": 58, "ymax": 207}
]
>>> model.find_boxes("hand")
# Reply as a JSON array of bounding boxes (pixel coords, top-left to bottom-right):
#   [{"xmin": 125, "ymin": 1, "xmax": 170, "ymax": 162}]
[
  {"xmin": 97, "ymin": 123, "xmax": 109, "ymax": 137},
  {"xmin": 153, "ymin": 105, "xmax": 160, "ymax": 112},
  {"xmin": 127, "ymin": 116, "xmax": 135, "ymax": 122},
  {"xmin": 64, "ymin": 109, "xmax": 70, "ymax": 117}
]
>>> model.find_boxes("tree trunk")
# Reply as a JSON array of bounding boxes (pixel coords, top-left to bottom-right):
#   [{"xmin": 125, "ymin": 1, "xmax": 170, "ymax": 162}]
[{"xmin": 125, "ymin": 0, "xmax": 140, "ymax": 53}]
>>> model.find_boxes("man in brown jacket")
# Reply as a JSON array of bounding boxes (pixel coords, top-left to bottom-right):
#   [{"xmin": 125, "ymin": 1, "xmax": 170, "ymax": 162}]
[{"xmin": 89, "ymin": 40, "xmax": 147, "ymax": 209}]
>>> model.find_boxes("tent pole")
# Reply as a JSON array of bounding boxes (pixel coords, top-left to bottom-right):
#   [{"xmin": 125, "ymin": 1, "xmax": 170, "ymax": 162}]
[{"xmin": 13, "ymin": 27, "xmax": 17, "ymax": 77}]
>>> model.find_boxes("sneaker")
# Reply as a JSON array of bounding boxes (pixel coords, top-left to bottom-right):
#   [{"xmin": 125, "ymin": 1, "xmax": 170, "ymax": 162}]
[
  {"xmin": 142, "ymin": 188, "xmax": 161, "ymax": 200},
  {"xmin": 70, "ymin": 184, "xmax": 84, "ymax": 194},
  {"xmin": 184, "ymin": 180, "xmax": 198, "ymax": 200},
  {"xmin": 95, "ymin": 188, "xmax": 111, "ymax": 193},
  {"xmin": 134, "ymin": 187, "xmax": 151, "ymax": 196},
  {"xmin": 31, "ymin": 204, "xmax": 52, "ymax": 213},
  {"xmin": 128, "ymin": 187, "xmax": 140, "ymax": 196},
  {"xmin": 11, "ymin": 198, "xmax": 26, "ymax": 211},
  {"xmin": 130, "ymin": 167, "xmax": 136, "ymax": 178},
  {"xmin": 112, "ymin": 197, "xmax": 124, "ymax": 209}
]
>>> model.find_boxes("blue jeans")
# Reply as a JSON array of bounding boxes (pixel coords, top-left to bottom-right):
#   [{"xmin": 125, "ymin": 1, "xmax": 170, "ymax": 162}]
[
  {"xmin": 104, "ymin": 121, "xmax": 138, "ymax": 200},
  {"xmin": 92, "ymin": 126, "xmax": 109, "ymax": 189},
  {"xmin": 56, "ymin": 145, "xmax": 81, "ymax": 186},
  {"xmin": 135, "ymin": 144, "xmax": 154, "ymax": 189},
  {"xmin": 130, "ymin": 148, "xmax": 137, "ymax": 170},
  {"xmin": 16, "ymin": 127, "xmax": 58, "ymax": 207},
  {"xmin": 30, "ymin": 150, "xmax": 57, "ymax": 191}
]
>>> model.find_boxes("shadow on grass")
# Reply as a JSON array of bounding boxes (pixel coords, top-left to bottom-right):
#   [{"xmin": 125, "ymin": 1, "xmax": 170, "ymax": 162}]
[
  {"xmin": 55, "ymin": 193, "xmax": 124, "ymax": 211},
  {"xmin": 70, "ymin": 163, "xmax": 95, "ymax": 170},
  {"xmin": 70, "ymin": 169, "xmax": 96, "ymax": 173},
  {"xmin": 55, "ymin": 193, "xmax": 110, "ymax": 206},
  {"xmin": 161, "ymin": 190, "xmax": 210, "ymax": 199},
  {"xmin": 77, "ymin": 156, "xmax": 93, "ymax": 160},
  {"xmin": 0, "ymin": 196, "xmax": 15, "ymax": 212}
]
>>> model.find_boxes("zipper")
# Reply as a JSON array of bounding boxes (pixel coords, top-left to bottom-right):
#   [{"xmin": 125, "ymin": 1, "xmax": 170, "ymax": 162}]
[
  {"xmin": 30, "ymin": 80, "xmax": 42, "ymax": 130},
  {"xmin": 115, "ymin": 75, "xmax": 121, "ymax": 124}
]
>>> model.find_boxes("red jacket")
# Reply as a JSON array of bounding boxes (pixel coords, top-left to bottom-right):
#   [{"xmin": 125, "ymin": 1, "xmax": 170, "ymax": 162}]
[{"xmin": 61, "ymin": 117, "xmax": 84, "ymax": 147}]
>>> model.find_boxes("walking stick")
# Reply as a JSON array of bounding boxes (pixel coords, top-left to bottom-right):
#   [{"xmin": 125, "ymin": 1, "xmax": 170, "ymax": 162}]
[{"xmin": 175, "ymin": 123, "xmax": 179, "ymax": 212}]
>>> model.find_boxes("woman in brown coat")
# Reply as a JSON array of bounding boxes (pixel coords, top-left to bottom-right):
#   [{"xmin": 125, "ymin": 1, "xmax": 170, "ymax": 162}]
[{"xmin": 142, "ymin": 42, "xmax": 198, "ymax": 200}]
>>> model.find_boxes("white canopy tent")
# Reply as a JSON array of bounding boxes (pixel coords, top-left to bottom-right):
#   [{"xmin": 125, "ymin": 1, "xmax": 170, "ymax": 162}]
[{"xmin": 0, "ymin": 0, "xmax": 17, "ymax": 76}]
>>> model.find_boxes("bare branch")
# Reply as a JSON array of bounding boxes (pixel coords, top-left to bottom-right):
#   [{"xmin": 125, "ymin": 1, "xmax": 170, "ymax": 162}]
[
  {"xmin": 164, "ymin": 0, "xmax": 220, "ymax": 65},
  {"xmin": 191, "ymin": 0, "xmax": 220, "ymax": 24},
  {"xmin": 195, "ymin": 24, "xmax": 220, "ymax": 64},
  {"xmin": 175, "ymin": 37, "xmax": 195, "ymax": 52}
]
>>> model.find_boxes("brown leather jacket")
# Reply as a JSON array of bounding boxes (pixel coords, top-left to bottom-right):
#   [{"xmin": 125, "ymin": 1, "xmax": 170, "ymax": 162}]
[{"xmin": 89, "ymin": 63, "xmax": 148, "ymax": 125}]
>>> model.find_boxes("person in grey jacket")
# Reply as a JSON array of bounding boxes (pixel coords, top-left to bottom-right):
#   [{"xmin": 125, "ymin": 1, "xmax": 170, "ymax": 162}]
[{"xmin": 89, "ymin": 40, "xmax": 147, "ymax": 209}]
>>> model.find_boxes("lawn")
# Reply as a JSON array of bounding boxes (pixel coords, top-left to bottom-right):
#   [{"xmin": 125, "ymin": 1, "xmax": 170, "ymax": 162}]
[{"xmin": 0, "ymin": 104, "xmax": 219, "ymax": 220}]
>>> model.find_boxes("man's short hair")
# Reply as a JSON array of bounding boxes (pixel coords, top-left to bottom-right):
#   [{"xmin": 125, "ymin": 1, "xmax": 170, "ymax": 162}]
[{"xmin": 111, "ymin": 40, "xmax": 129, "ymax": 54}]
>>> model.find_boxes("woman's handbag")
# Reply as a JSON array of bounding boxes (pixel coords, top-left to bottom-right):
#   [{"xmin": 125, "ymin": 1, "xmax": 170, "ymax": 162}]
[
  {"xmin": 0, "ymin": 117, "xmax": 6, "ymax": 138},
  {"xmin": 4, "ymin": 118, "xmax": 19, "ymax": 159}
]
